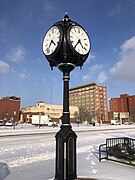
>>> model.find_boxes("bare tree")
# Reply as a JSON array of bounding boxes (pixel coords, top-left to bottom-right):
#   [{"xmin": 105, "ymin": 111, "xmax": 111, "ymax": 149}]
[
  {"xmin": 87, "ymin": 110, "xmax": 95, "ymax": 125},
  {"xmin": 78, "ymin": 106, "xmax": 85, "ymax": 123},
  {"xmin": 78, "ymin": 107, "xmax": 96, "ymax": 125},
  {"xmin": 74, "ymin": 111, "xmax": 80, "ymax": 126},
  {"xmin": 129, "ymin": 110, "xmax": 135, "ymax": 123}
]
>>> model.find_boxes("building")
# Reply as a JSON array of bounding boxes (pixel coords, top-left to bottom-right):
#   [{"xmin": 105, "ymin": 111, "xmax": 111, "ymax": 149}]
[
  {"xmin": 0, "ymin": 96, "xmax": 21, "ymax": 123},
  {"xmin": 109, "ymin": 94, "xmax": 135, "ymax": 123},
  {"xmin": 128, "ymin": 95, "xmax": 135, "ymax": 112},
  {"xmin": 21, "ymin": 101, "xmax": 78, "ymax": 123},
  {"xmin": 109, "ymin": 112, "xmax": 129, "ymax": 124},
  {"xmin": 69, "ymin": 82, "xmax": 108, "ymax": 123},
  {"xmin": 110, "ymin": 94, "xmax": 129, "ymax": 112}
]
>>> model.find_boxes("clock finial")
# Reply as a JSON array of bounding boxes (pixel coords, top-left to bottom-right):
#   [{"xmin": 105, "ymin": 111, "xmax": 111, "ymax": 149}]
[{"xmin": 63, "ymin": 12, "xmax": 69, "ymax": 21}]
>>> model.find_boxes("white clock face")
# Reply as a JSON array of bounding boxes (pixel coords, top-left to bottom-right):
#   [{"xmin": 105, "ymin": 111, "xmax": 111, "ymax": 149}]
[
  {"xmin": 43, "ymin": 26, "xmax": 61, "ymax": 55},
  {"xmin": 69, "ymin": 26, "xmax": 90, "ymax": 55}
]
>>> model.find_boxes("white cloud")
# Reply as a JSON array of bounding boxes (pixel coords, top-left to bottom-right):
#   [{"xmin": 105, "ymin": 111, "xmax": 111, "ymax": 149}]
[
  {"xmin": 83, "ymin": 74, "xmax": 90, "ymax": 83},
  {"xmin": 108, "ymin": 4, "xmax": 122, "ymax": 18},
  {"xmin": 7, "ymin": 47, "xmax": 25, "ymax": 62},
  {"xmin": 89, "ymin": 64, "xmax": 103, "ymax": 72},
  {"xmin": 110, "ymin": 36, "xmax": 135, "ymax": 81},
  {"xmin": 86, "ymin": 53, "xmax": 96, "ymax": 64},
  {"xmin": 43, "ymin": 0, "xmax": 54, "ymax": 12},
  {"xmin": 19, "ymin": 72, "xmax": 28, "ymax": 79},
  {"xmin": 120, "ymin": 36, "xmax": 135, "ymax": 54},
  {"xmin": 0, "ymin": 60, "xmax": 10, "ymax": 76},
  {"xmin": 97, "ymin": 71, "xmax": 108, "ymax": 84},
  {"xmin": 82, "ymin": 64, "xmax": 104, "ymax": 84}
]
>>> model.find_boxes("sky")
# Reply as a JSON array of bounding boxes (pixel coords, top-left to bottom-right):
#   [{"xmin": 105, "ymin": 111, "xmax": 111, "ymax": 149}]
[{"xmin": 0, "ymin": 0, "xmax": 135, "ymax": 108}]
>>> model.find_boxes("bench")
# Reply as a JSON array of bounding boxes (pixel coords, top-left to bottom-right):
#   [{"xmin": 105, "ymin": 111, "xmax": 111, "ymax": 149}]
[{"xmin": 99, "ymin": 137, "xmax": 135, "ymax": 165}]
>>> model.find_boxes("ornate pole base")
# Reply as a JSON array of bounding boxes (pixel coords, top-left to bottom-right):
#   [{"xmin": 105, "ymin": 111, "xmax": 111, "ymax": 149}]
[{"xmin": 55, "ymin": 124, "xmax": 77, "ymax": 180}]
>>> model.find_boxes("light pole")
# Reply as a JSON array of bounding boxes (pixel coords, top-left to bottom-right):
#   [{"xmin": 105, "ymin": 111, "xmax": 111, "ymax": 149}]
[
  {"xmin": 39, "ymin": 113, "xmax": 41, "ymax": 129},
  {"xmin": 42, "ymin": 14, "xmax": 91, "ymax": 180}
]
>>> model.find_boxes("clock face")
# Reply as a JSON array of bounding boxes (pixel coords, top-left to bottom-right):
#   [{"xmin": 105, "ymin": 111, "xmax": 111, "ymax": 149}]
[
  {"xmin": 69, "ymin": 25, "xmax": 90, "ymax": 55},
  {"xmin": 43, "ymin": 26, "xmax": 61, "ymax": 56}
]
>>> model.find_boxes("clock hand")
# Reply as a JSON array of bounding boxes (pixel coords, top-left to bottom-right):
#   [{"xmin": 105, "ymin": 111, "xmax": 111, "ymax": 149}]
[
  {"xmin": 51, "ymin": 40, "xmax": 56, "ymax": 46},
  {"xmin": 74, "ymin": 39, "xmax": 87, "ymax": 52},
  {"xmin": 48, "ymin": 41, "xmax": 52, "ymax": 48},
  {"xmin": 74, "ymin": 39, "xmax": 80, "ymax": 48},
  {"xmin": 49, "ymin": 40, "xmax": 56, "ymax": 48},
  {"xmin": 79, "ymin": 40, "xmax": 84, "ymax": 49},
  {"xmin": 79, "ymin": 40, "xmax": 87, "ymax": 51}
]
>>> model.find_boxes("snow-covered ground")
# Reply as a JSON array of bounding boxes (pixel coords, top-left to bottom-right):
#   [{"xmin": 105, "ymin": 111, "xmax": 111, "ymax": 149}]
[{"xmin": 0, "ymin": 124, "xmax": 135, "ymax": 180}]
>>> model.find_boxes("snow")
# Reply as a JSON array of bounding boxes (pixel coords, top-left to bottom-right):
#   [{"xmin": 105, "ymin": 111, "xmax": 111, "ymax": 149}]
[{"xmin": 0, "ymin": 123, "xmax": 135, "ymax": 180}]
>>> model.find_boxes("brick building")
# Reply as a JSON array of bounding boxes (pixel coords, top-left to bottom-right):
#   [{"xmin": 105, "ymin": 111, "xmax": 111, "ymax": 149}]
[
  {"xmin": 109, "ymin": 94, "xmax": 135, "ymax": 122},
  {"xmin": 69, "ymin": 82, "xmax": 108, "ymax": 123},
  {"xmin": 0, "ymin": 96, "xmax": 21, "ymax": 123},
  {"xmin": 128, "ymin": 95, "xmax": 135, "ymax": 113},
  {"xmin": 109, "ymin": 94, "xmax": 135, "ymax": 113},
  {"xmin": 110, "ymin": 94, "xmax": 129, "ymax": 112}
]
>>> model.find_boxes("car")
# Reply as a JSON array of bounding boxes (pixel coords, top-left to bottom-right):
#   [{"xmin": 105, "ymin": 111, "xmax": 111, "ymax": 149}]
[
  {"xmin": 0, "ymin": 120, "xmax": 5, "ymax": 126},
  {"xmin": 5, "ymin": 122, "xmax": 14, "ymax": 126},
  {"xmin": 111, "ymin": 120, "xmax": 121, "ymax": 125},
  {"xmin": 48, "ymin": 120, "xmax": 58, "ymax": 127},
  {"xmin": 5, "ymin": 121, "xmax": 18, "ymax": 126}
]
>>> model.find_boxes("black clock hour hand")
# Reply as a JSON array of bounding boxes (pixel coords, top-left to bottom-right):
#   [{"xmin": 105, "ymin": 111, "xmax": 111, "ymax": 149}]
[
  {"xmin": 74, "ymin": 39, "xmax": 85, "ymax": 50},
  {"xmin": 49, "ymin": 40, "xmax": 56, "ymax": 48},
  {"xmin": 51, "ymin": 40, "xmax": 56, "ymax": 46}
]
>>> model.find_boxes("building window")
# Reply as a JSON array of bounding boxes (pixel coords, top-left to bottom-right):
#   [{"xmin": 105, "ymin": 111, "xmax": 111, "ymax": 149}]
[{"xmin": 14, "ymin": 111, "xmax": 17, "ymax": 115}]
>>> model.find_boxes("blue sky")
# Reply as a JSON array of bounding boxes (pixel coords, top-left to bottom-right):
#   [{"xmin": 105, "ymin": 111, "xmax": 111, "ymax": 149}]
[{"xmin": 0, "ymin": 0, "xmax": 135, "ymax": 108}]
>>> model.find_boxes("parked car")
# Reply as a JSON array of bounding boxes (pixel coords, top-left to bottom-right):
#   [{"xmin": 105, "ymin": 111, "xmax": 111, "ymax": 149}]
[
  {"xmin": 0, "ymin": 120, "xmax": 5, "ymax": 126},
  {"xmin": 48, "ymin": 120, "xmax": 58, "ymax": 127},
  {"xmin": 5, "ymin": 122, "xmax": 14, "ymax": 126},
  {"xmin": 5, "ymin": 121, "xmax": 18, "ymax": 126},
  {"xmin": 111, "ymin": 120, "xmax": 121, "ymax": 125}
]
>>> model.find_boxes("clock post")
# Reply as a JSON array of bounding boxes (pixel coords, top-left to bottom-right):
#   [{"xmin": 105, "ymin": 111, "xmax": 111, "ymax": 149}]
[{"xmin": 42, "ymin": 14, "xmax": 90, "ymax": 180}]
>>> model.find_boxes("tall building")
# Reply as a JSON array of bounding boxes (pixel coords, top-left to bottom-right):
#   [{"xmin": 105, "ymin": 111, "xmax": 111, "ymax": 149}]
[
  {"xmin": 69, "ymin": 82, "xmax": 108, "ymax": 123},
  {"xmin": 109, "ymin": 94, "xmax": 135, "ymax": 113},
  {"xmin": 21, "ymin": 101, "xmax": 78, "ymax": 123},
  {"xmin": 0, "ymin": 96, "xmax": 21, "ymax": 122},
  {"xmin": 109, "ymin": 94, "xmax": 135, "ymax": 122},
  {"xmin": 110, "ymin": 94, "xmax": 129, "ymax": 112},
  {"xmin": 128, "ymin": 95, "xmax": 135, "ymax": 113}
]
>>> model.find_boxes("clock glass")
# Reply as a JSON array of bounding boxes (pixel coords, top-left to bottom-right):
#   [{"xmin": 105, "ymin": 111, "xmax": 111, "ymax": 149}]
[
  {"xmin": 69, "ymin": 26, "xmax": 90, "ymax": 55},
  {"xmin": 43, "ymin": 26, "xmax": 61, "ymax": 56}
]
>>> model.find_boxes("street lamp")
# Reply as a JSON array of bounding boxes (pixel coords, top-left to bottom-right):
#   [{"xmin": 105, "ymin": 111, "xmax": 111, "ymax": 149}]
[{"xmin": 42, "ymin": 14, "xmax": 90, "ymax": 180}]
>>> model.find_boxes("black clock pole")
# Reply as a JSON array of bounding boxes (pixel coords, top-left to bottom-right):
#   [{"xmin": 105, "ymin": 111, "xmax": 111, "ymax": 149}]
[
  {"xmin": 55, "ymin": 63, "xmax": 77, "ymax": 180},
  {"xmin": 42, "ymin": 13, "xmax": 90, "ymax": 180}
]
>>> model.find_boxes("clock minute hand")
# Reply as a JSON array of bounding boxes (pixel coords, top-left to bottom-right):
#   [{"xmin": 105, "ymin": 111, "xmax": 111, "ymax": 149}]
[
  {"xmin": 79, "ymin": 40, "xmax": 87, "ymax": 51},
  {"xmin": 74, "ymin": 39, "xmax": 80, "ymax": 48}
]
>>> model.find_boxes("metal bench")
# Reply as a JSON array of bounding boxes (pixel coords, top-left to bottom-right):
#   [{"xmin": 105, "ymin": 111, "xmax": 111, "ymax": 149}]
[{"xmin": 99, "ymin": 137, "xmax": 135, "ymax": 165}]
